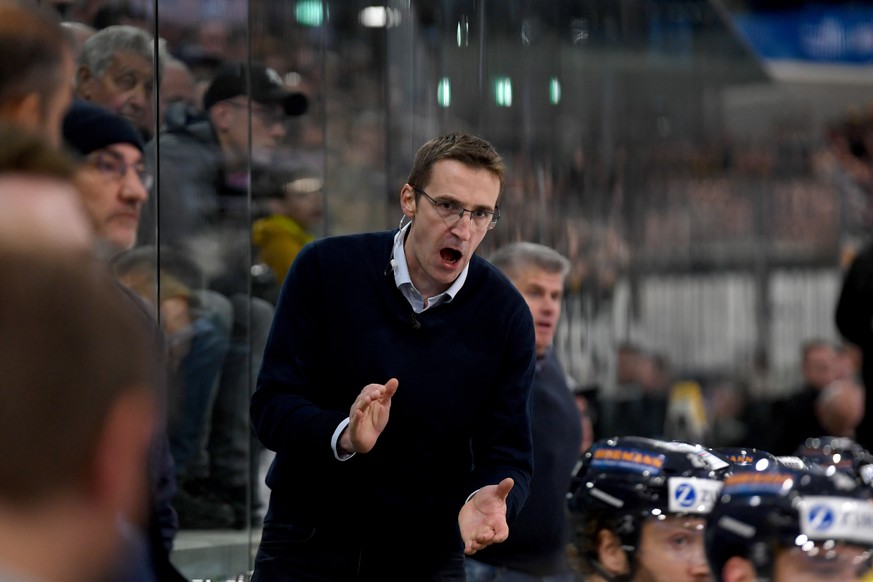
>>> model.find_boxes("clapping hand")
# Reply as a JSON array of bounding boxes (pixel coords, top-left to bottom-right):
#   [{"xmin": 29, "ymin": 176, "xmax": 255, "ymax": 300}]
[{"xmin": 339, "ymin": 378, "xmax": 399, "ymax": 454}]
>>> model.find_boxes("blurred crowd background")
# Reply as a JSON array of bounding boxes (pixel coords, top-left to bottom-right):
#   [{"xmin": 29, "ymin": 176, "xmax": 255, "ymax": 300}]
[{"xmin": 28, "ymin": 0, "xmax": 873, "ymax": 577}]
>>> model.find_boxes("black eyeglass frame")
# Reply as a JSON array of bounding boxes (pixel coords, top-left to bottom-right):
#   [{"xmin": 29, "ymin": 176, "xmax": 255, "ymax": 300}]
[
  {"xmin": 84, "ymin": 150, "xmax": 154, "ymax": 191},
  {"xmin": 409, "ymin": 184, "xmax": 500, "ymax": 230}
]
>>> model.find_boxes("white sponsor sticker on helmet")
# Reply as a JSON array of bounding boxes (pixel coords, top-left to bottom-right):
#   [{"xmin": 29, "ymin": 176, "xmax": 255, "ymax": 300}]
[
  {"xmin": 798, "ymin": 496, "xmax": 873, "ymax": 545},
  {"xmin": 659, "ymin": 441, "xmax": 730, "ymax": 471},
  {"xmin": 861, "ymin": 464, "xmax": 873, "ymax": 487},
  {"xmin": 667, "ymin": 477, "xmax": 723, "ymax": 514}
]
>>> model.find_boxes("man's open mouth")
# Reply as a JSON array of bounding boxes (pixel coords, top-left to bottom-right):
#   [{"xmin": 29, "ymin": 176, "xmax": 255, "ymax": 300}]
[{"xmin": 440, "ymin": 248, "xmax": 462, "ymax": 264}]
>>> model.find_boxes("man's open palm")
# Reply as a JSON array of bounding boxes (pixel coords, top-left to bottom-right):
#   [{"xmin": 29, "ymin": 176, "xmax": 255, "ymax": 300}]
[{"xmin": 458, "ymin": 477, "xmax": 514, "ymax": 555}]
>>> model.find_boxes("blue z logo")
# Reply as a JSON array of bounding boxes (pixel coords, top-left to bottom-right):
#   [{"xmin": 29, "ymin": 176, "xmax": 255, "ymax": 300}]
[
  {"xmin": 675, "ymin": 483, "xmax": 697, "ymax": 507},
  {"xmin": 808, "ymin": 505, "xmax": 835, "ymax": 531}
]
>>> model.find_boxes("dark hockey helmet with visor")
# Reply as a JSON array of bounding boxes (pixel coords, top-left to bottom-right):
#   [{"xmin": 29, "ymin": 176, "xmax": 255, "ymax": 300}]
[
  {"xmin": 568, "ymin": 436, "xmax": 731, "ymax": 575},
  {"xmin": 705, "ymin": 456, "xmax": 873, "ymax": 582}
]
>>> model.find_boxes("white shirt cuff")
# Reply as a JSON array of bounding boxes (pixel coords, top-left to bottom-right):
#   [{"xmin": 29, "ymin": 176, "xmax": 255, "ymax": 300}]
[{"xmin": 331, "ymin": 417, "xmax": 355, "ymax": 461}]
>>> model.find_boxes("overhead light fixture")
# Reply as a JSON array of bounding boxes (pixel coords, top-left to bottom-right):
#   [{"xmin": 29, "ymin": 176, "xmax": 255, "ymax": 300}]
[
  {"xmin": 360, "ymin": 6, "xmax": 402, "ymax": 28},
  {"xmin": 495, "ymin": 76, "xmax": 512, "ymax": 107},
  {"xmin": 438, "ymin": 77, "xmax": 451, "ymax": 108},
  {"xmin": 295, "ymin": 0, "xmax": 323, "ymax": 27}
]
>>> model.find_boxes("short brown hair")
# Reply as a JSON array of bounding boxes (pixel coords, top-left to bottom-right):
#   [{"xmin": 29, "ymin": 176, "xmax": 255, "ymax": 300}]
[
  {"xmin": 0, "ymin": 249, "xmax": 157, "ymax": 504},
  {"xmin": 569, "ymin": 507, "xmax": 621, "ymax": 575},
  {"xmin": 0, "ymin": 2, "xmax": 72, "ymax": 114},
  {"xmin": 0, "ymin": 121, "xmax": 77, "ymax": 178},
  {"xmin": 406, "ymin": 132, "xmax": 505, "ymax": 193}
]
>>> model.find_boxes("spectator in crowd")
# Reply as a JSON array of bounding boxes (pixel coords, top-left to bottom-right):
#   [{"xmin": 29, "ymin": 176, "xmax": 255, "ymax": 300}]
[
  {"xmin": 707, "ymin": 379, "xmax": 751, "ymax": 449},
  {"xmin": 705, "ymin": 458, "xmax": 873, "ymax": 582},
  {"xmin": 600, "ymin": 344, "xmax": 669, "ymax": 439},
  {"xmin": 74, "ymin": 25, "xmax": 161, "ymax": 140},
  {"xmin": 0, "ymin": 249, "xmax": 158, "ymax": 582},
  {"xmin": 62, "ymin": 100, "xmax": 187, "ymax": 581},
  {"xmin": 769, "ymin": 339, "xmax": 839, "ymax": 454},
  {"xmin": 140, "ymin": 62, "xmax": 308, "ymax": 528},
  {"xmin": 110, "ymin": 246, "xmax": 236, "ymax": 529},
  {"xmin": 62, "ymin": 100, "xmax": 149, "ymax": 258},
  {"xmin": 250, "ymin": 132, "xmax": 536, "ymax": 580},
  {"xmin": 142, "ymin": 60, "xmax": 307, "ymax": 277},
  {"xmin": 252, "ymin": 162, "xmax": 324, "ymax": 300},
  {"xmin": 465, "ymin": 242, "xmax": 582, "ymax": 582},
  {"xmin": 63, "ymin": 99, "xmax": 238, "ymax": 531},
  {"xmin": 664, "ymin": 380, "xmax": 710, "ymax": 445},
  {"xmin": 597, "ymin": 343, "xmax": 643, "ymax": 438},
  {"xmin": 836, "ymin": 342, "xmax": 862, "ymax": 382},
  {"xmin": 0, "ymin": 2, "xmax": 75, "ymax": 147},
  {"xmin": 568, "ymin": 436, "xmax": 729, "ymax": 582},
  {"xmin": 815, "ymin": 379, "xmax": 865, "ymax": 439},
  {"xmin": 158, "ymin": 55, "xmax": 197, "ymax": 129}
]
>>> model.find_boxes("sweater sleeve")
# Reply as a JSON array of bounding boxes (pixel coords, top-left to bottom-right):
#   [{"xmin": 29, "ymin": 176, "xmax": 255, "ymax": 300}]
[
  {"xmin": 250, "ymin": 242, "xmax": 348, "ymax": 460},
  {"xmin": 468, "ymin": 296, "xmax": 536, "ymax": 523}
]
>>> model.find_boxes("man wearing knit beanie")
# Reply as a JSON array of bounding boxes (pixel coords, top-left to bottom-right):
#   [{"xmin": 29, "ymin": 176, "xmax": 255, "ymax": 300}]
[
  {"xmin": 62, "ymin": 99, "xmax": 150, "ymax": 258},
  {"xmin": 62, "ymin": 99, "xmax": 187, "ymax": 582}
]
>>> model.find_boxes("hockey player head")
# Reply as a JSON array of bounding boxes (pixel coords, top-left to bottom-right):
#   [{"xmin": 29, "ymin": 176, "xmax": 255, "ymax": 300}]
[
  {"xmin": 569, "ymin": 436, "xmax": 731, "ymax": 582},
  {"xmin": 705, "ymin": 456, "xmax": 873, "ymax": 582},
  {"xmin": 795, "ymin": 436, "xmax": 873, "ymax": 490}
]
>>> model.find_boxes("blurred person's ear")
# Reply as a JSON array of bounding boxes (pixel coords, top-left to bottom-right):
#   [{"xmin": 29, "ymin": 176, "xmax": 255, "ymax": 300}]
[
  {"xmin": 722, "ymin": 555, "xmax": 756, "ymax": 582},
  {"xmin": 596, "ymin": 529, "xmax": 628, "ymax": 575},
  {"xmin": 0, "ymin": 93, "xmax": 42, "ymax": 130},
  {"xmin": 75, "ymin": 65, "xmax": 95, "ymax": 96},
  {"xmin": 88, "ymin": 388, "xmax": 156, "ymax": 524},
  {"xmin": 208, "ymin": 101, "xmax": 233, "ymax": 133}
]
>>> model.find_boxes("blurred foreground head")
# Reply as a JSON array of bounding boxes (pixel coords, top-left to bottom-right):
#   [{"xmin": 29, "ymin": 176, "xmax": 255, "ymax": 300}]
[
  {"xmin": 0, "ymin": 248, "xmax": 157, "ymax": 582},
  {"xmin": 0, "ymin": 1, "xmax": 75, "ymax": 147},
  {"xmin": 0, "ymin": 122, "xmax": 92, "ymax": 252}
]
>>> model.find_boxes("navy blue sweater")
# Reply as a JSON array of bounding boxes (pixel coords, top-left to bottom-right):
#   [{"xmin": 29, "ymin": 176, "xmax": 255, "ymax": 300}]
[
  {"xmin": 251, "ymin": 230, "xmax": 535, "ymax": 550},
  {"xmin": 470, "ymin": 350, "xmax": 582, "ymax": 574}
]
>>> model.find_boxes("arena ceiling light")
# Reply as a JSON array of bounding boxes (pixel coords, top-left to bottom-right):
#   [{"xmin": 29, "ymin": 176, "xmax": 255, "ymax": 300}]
[{"xmin": 360, "ymin": 6, "xmax": 402, "ymax": 28}]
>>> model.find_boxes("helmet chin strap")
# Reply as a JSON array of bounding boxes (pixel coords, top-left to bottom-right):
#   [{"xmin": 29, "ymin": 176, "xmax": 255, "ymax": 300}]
[{"xmin": 588, "ymin": 558, "xmax": 634, "ymax": 582}]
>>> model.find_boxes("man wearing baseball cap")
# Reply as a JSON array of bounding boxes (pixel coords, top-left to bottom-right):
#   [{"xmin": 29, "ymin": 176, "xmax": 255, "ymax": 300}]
[
  {"xmin": 140, "ymin": 61, "xmax": 308, "ymax": 255},
  {"xmin": 137, "ymin": 62, "xmax": 308, "ymax": 530}
]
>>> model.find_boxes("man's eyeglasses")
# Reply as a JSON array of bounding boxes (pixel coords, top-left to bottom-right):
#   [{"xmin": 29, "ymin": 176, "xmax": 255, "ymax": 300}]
[
  {"xmin": 85, "ymin": 150, "xmax": 153, "ymax": 190},
  {"xmin": 409, "ymin": 184, "xmax": 499, "ymax": 230},
  {"xmin": 225, "ymin": 99, "xmax": 286, "ymax": 127}
]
